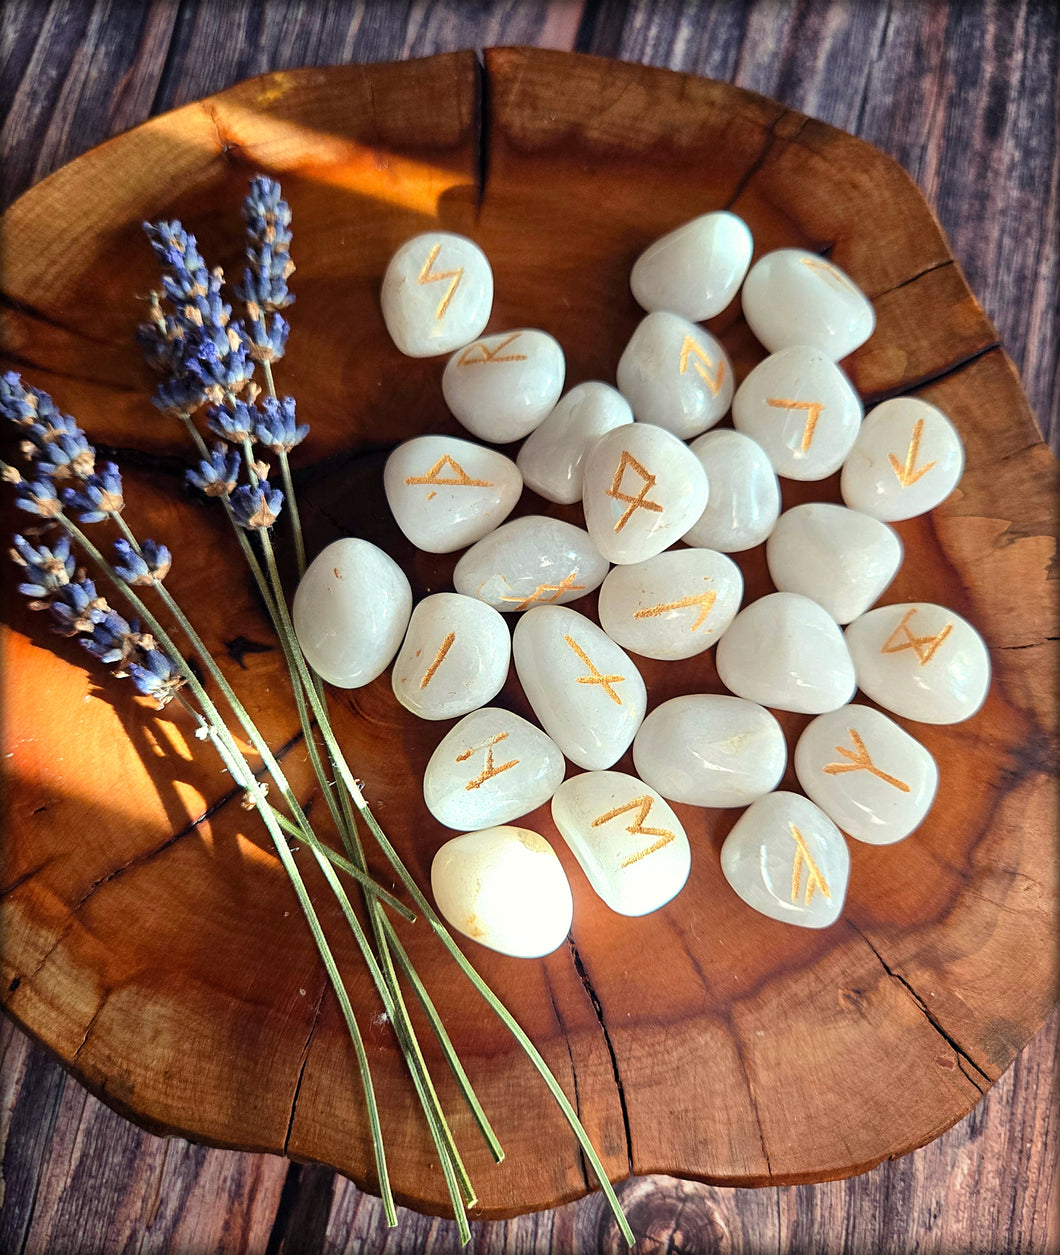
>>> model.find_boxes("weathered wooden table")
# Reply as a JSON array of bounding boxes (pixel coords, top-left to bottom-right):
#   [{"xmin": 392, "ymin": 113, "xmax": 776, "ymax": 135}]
[{"xmin": 1, "ymin": 3, "xmax": 1056, "ymax": 1252}]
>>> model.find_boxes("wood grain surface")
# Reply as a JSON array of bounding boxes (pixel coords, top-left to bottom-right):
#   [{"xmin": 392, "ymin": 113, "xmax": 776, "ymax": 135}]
[{"xmin": 1, "ymin": 3, "xmax": 1057, "ymax": 1253}]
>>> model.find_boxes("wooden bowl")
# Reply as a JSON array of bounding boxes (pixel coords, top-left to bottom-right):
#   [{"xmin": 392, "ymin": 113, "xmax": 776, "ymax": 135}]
[{"xmin": 1, "ymin": 48, "xmax": 1056, "ymax": 1220}]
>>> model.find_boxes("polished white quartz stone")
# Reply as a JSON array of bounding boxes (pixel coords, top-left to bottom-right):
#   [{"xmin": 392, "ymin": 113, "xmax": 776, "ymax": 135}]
[
  {"xmin": 766, "ymin": 502, "xmax": 903, "ymax": 625},
  {"xmin": 741, "ymin": 247, "xmax": 875, "ymax": 360},
  {"xmin": 441, "ymin": 328, "xmax": 565, "ymax": 443},
  {"xmin": 632, "ymin": 694, "xmax": 786, "ymax": 807},
  {"xmin": 716, "ymin": 591, "xmax": 857, "ymax": 713},
  {"xmin": 731, "ymin": 345, "xmax": 863, "ymax": 480},
  {"xmin": 840, "ymin": 396, "xmax": 965, "ymax": 521},
  {"xmin": 844, "ymin": 602, "xmax": 991, "ymax": 724},
  {"xmin": 551, "ymin": 770, "xmax": 690, "ymax": 916},
  {"xmin": 430, "ymin": 826, "xmax": 573, "ymax": 958},
  {"xmin": 720, "ymin": 791, "xmax": 850, "ymax": 929},
  {"xmin": 683, "ymin": 428, "xmax": 782, "ymax": 553},
  {"xmin": 453, "ymin": 515, "xmax": 609, "ymax": 613},
  {"xmin": 423, "ymin": 707, "xmax": 566, "ymax": 831},
  {"xmin": 380, "ymin": 231, "xmax": 493, "ymax": 358},
  {"xmin": 383, "ymin": 435, "xmax": 522, "ymax": 554},
  {"xmin": 517, "ymin": 382, "xmax": 634, "ymax": 505},
  {"xmin": 391, "ymin": 593, "xmax": 511, "ymax": 721},
  {"xmin": 292, "ymin": 538, "xmax": 412, "ymax": 689},
  {"xmin": 582, "ymin": 422, "xmax": 709, "ymax": 564},
  {"xmin": 596, "ymin": 547, "xmax": 743, "ymax": 660},
  {"xmin": 615, "ymin": 311, "xmax": 734, "ymax": 438},
  {"xmin": 629, "ymin": 211, "xmax": 754, "ymax": 322},
  {"xmin": 794, "ymin": 705, "xmax": 938, "ymax": 845},
  {"xmin": 512, "ymin": 605, "xmax": 647, "ymax": 770}
]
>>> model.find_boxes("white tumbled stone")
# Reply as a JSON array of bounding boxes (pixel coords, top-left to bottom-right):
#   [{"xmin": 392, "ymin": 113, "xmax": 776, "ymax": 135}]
[
  {"xmin": 766, "ymin": 503, "xmax": 903, "ymax": 625},
  {"xmin": 630, "ymin": 211, "xmax": 754, "ymax": 322},
  {"xmin": 423, "ymin": 707, "xmax": 566, "ymax": 831},
  {"xmin": 683, "ymin": 428, "xmax": 781, "ymax": 553},
  {"xmin": 596, "ymin": 547, "xmax": 743, "ymax": 660},
  {"xmin": 517, "ymin": 382, "xmax": 634, "ymax": 505},
  {"xmin": 384, "ymin": 435, "xmax": 521, "ymax": 554},
  {"xmin": 720, "ymin": 791, "xmax": 850, "ymax": 929},
  {"xmin": 844, "ymin": 602, "xmax": 991, "ymax": 724},
  {"xmin": 741, "ymin": 247, "xmax": 875, "ymax": 360},
  {"xmin": 551, "ymin": 771, "xmax": 690, "ymax": 916},
  {"xmin": 582, "ymin": 422, "xmax": 709, "ymax": 564},
  {"xmin": 840, "ymin": 397, "xmax": 965, "ymax": 521},
  {"xmin": 513, "ymin": 605, "xmax": 647, "ymax": 771},
  {"xmin": 716, "ymin": 592, "xmax": 857, "ymax": 714},
  {"xmin": 441, "ymin": 329, "xmax": 565, "ymax": 443},
  {"xmin": 392, "ymin": 593, "xmax": 511, "ymax": 721},
  {"xmin": 293, "ymin": 539, "xmax": 412, "ymax": 689},
  {"xmin": 732, "ymin": 345, "xmax": 863, "ymax": 480},
  {"xmin": 453, "ymin": 515, "xmax": 608, "ymax": 613},
  {"xmin": 381, "ymin": 232, "xmax": 493, "ymax": 358},
  {"xmin": 616, "ymin": 311, "xmax": 734, "ymax": 438},
  {"xmin": 795, "ymin": 705, "xmax": 938, "ymax": 845},
  {"xmin": 431, "ymin": 826, "xmax": 573, "ymax": 958},
  {"xmin": 633, "ymin": 694, "xmax": 786, "ymax": 807}
]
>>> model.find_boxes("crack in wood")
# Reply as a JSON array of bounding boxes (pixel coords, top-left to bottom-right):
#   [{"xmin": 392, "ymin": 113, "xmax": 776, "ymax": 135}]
[
  {"xmin": 860, "ymin": 338, "xmax": 1003, "ymax": 406},
  {"xmin": 72, "ymin": 989, "xmax": 111, "ymax": 1062},
  {"xmin": 541, "ymin": 963, "xmax": 589, "ymax": 1191},
  {"xmin": 283, "ymin": 978, "xmax": 327, "ymax": 1155},
  {"xmin": 723, "ymin": 108, "xmax": 804, "ymax": 211}
]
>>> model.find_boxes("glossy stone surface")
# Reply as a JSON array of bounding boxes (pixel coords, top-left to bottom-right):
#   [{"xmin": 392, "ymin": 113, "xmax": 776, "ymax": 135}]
[
  {"xmin": 683, "ymin": 428, "xmax": 782, "ymax": 553},
  {"xmin": 441, "ymin": 328, "xmax": 565, "ymax": 443},
  {"xmin": 630, "ymin": 210, "xmax": 754, "ymax": 321},
  {"xmin": 517, "ymin": 381, "xmax": 634, "ymax": 505},
  {"xmin": 380, "ymin": 231, "xmax": 493, "ymax": 357}
]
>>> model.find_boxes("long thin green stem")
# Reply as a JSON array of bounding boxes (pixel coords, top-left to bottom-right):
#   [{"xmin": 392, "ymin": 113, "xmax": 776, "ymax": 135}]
[{"xmin": 261, "ymin": 360, "xmax": 306, "ymax": 578}]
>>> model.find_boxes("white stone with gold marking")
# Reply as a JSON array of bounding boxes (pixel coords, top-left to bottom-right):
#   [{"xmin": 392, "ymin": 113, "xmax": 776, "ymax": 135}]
[
  {"xmin": 380, "ymin": 232, "xmax": 493, "ymax": 358},
  {"xmin": 513, "ymin": 605, "xmax": 647, "ymax": 770},
  {"xmin": 423, "ymin": 707, "xmax": 566, "ymax": 831},
  {"xmin": 551, "ymin": 771, "xmax": 690, "ymax": 916},
  {"xmin": 683, "ymin": 428, "xmax": 781, "ymax": 553},
  {"xmin": 731, "ymin": 345, "xmax": 863, "ymax": 480},
  {"xmin": 840, "ymin": 397, "xmax": 965, "ymax": 521},
  {"xmin": 616, "ymin": 312, "xmax": 734, "ymax": 438},
  {"xmin": 844, "ymin": 602, "xmax": 990, "ymax": 724},
  {"xmin": 391, "ymin": 592, "xmax": 511, "ymax": 721},
  {"xmin": 517, "ymin": 382, "xmax": 634, "ymax": 505},
  {"xmin": 441, "ymin": 329, "xmax": 565, "ymax": 443},
  {"xmin": 384, "ymin": 435, "xmax": 522, "ymax": 554},
  {"xmin": 720, "ymin": 791, "xmax": 850, "ymax": 929},
  {"xmin": 430, "ymin": 826, "xmax": 573, "ymax": 958},
  {"xmin": 630, "ymin": 211, "xmax": 754, "ymax": 321},
  {"xmin": 795, "ymin": 705, "xmax": 938, "ymax": 844},
  {"xmin": 596, "ymin": 547, "xmax": 743, "ymax": 660},
  {"xmin": 741, "ymin": 247, "xmax": 875, "ymax": 360}
]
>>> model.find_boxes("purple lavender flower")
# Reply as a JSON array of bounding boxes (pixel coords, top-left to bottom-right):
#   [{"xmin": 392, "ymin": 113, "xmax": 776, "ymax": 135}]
[
  {"xmin": 238, "ymin": 176, "xmax": 294, "ymax": 363},
  {"xmin": 23, "ymin": 424, "xmax": 96, "ymax": 480},
  {"xmin": 0, "ymin": 371, "xmax": 40, "ymax": 425},
  {"xmin": 80, "ymin": 609, "xmax": 149, "ymax": 669},
  {"xmin": 49, "ymin": 577, "xmax": 108, "ymax": 636},
  {"xmin": 113, "ymin": 538, "xmax": 172, "ymax": 585},
  {"xmin": 10, "ymin": 533, "xmax": 75, "ymax": 600},
  {"xmin": 253, "ymin": 395, "xmax": 308, "ymax": 453},
  {"xmin": 230, "ymin": 482, "xmax": 283, "ymax": 530},
  {"xmin": 186, "ymin": 444, "xmax": 241, "ymax": 497},
  {"xmin": 207, "ymin": 397, "xmax": 258, "ymax": 444},
  {"xmin": 126, "ymin": 647, "xmax": 187, "ymax": 707},
  {"xmin": 14, "ymin": 476, "xmax": 63, "ymax": 518},
  {"xmin": 61, "ymin": 462, "xmax": 124, "ymax": 523}
]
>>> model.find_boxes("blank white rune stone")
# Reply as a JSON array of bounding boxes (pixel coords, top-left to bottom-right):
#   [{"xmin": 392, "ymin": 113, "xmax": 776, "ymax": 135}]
[
  {"xmin": 683, "ymin": 428, "xmax": 782, "ymax": 553},
  {"xmin": 716, "ymin": 591, "xmax": 857, "ymax": 714},
  {"xmin": 292, "ymin": 538, "xmax": 412, "ymax": 689},
  {"xmin": 794, "ymin": 705, "xmax": 939, "ymax": 845},
  {"xmin": 741, "ymin": 247, "xmax": 876, "ymax": 360},
  {"xmin": 766, "ymin": 502, "xmax": 903, "ymax": 625},
  {"xmin": 380, "ymin": 231, "xmax": 493, "ymax": 357},
  {"xmin": 512, "ymin": 605, "xmax": 647, "ymax": 771},
  {"xmin": 615, "ymin": 311, "xmax": 734, "ymax": 438},
  {"xmin": 840, "ymin": 396, "xmax": 965, "ymax": 521},
  {"xmin": 632, "ymin": 694, "xmax": 786, "ymax": 808},
  {"xmin": 582, "ymin": 422, "xmax": 709, "ymax": 564},
  {"xmin": 441, "ymin": 329, "xmax": 565, "ymax": 443},
  {"xmin": 423, "ymin": 707, "xmax": 566, "ymax": 831},
  {"xmin": 731, "ymin": 345, "xmax": 863, "ymax": 481},
  {"xmin": 453, "ymin": 515, "xmax": 609, "ymax": 613},
  {"xmin": 629, "ymin": 210, "xmax": 754, "ymax": 322},
  {"xmin": 391, "ymin": 593, "xmax": 511, "ymax": 721},
  {"xmin": 517, "ymin": 381, "xmax": 634, "ymax": 505},
  {"xmin": 430, "ymin": 826, "xmax": 573, "ymax": 958},
  {"xmin": 596, "ymin": 547, "xmax": 743, "ymax": 661},
  {"xmin": 551, "ymin": 771, "xmax": 691, "ymax": 916},
  {"xmin": 720, "ymin": 791, "xmax": 850, "ymax": 929},
  {"xmin": 844, "ymin": 602, "xmax": 991, "ymax": 724},
  {"xmin": 383, "ymin": 435, "xmax": 522, "ymax": 554}
]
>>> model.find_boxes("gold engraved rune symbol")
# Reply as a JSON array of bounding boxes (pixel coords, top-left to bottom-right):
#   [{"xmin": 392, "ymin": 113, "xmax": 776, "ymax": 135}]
[
  {"xmin": 592, "ymin": 795, "xmax": 676, "ymax": 867},
  {"xmin": 887, "ymin": 418, "xmax": 937, "ymax": 487},
  {"xmin": 404, "ymin": 455, "xmax": 493, "ymax": 501},
  {"xmin": 499, "ymin": 570, "xmax": 586, "ymax": 612},
  {"xmin": 633, "ymin": 589, "xmax": 717, "ymax": 632},
  {"xmin": 766, "ymin": 397, "xmax": 825, "ymax": 453},
  {"xmin": 418, "ymin": 243, "xmax": 463, "ymax": 320},
  {"xmin": 419, "ymin": 632, "xmax": 455, "ymax": 689},
  {"xmin": 799, "ymin": 254, "xmax": 858, "ymax": 294},
  {"xmin": 457, "ymin": 333, "xmax": 527, "ymax": 366},
  {"xmin": 606, "ymin": 450, "xmax": 664, "ymax": 532},
  {"xmin": 823, "ymin": 728, "xmax": 911, "ymax": 792},
  {"xmin": 564, "ymin": 634, "xmax": 624, "ymax": 705},
  {"xmin": 456, "ymin": 732, "xmax": 520, "ymax": 791},
  {"xmin": 679, "ymin": 335, "xmax": 726, "ymax": 396},
  {"xmin": 880, "ymin": 607, "xmax": 953, "ymax": 667},
  {"xmin": 789, "ymin": 824, "xmax": 831, "ymax": 905}
]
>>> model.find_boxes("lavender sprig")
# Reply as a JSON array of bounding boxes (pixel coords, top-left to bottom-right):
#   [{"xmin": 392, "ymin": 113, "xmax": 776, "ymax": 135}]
[
  {"xmin": 253, "ymin": 395, "xmax": 308, "ymax": 454},
  {"xmin": 237, "ymin": 175, "xmax": 294, "ymax": 364},
  {"xmin": 61, "ymin": 462, "xmax": 124, "ymax": 523}
]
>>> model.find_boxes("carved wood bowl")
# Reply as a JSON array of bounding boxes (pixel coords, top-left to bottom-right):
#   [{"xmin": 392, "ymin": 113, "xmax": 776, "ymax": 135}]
[{"xmin": 1, "ymin": 48, "xmax": 1056, "ymax": 1219}]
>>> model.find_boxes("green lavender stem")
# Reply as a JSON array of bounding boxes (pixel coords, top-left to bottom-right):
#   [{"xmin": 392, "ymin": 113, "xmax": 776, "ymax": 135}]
[{"xmin": 261, "ymin": 359, "xmax": 306, "ymax": 578}]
